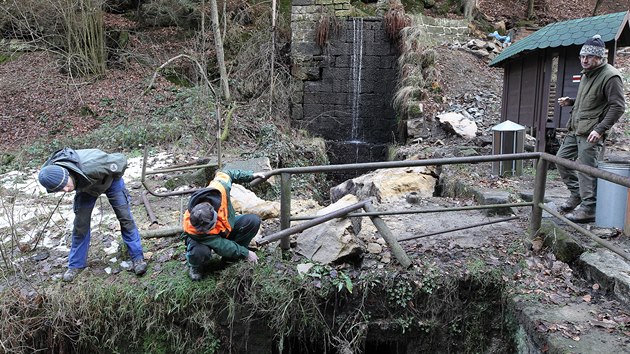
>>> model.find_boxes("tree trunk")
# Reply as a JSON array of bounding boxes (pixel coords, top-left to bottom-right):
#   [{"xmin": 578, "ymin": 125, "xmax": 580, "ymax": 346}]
[
  {"xmin": 592, "ymin": 0, "xmax": 603, "ymax": 15},
  {"xmin": 209, "ymin": 0, "xmax": 231, "ymax": 101},
  {"xmin": 527, "ymin": 0, "xmax": 535, "ymax": 20}
]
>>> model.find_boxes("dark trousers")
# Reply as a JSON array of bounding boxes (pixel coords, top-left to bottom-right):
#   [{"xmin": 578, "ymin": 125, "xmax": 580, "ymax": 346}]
[
  {"xmin": 186, "ymin": 214, "xmax": 260, "ymax": 267},
  {"xmin": 556, "ymin": 133, "xmax": 603, "ymax": 210}
]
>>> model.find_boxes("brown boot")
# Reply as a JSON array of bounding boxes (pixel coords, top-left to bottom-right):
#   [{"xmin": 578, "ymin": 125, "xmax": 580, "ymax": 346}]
[
  {"xmin": 559, "ymin": 195, "xmax": 581, "ymax": 212},
  {"xmin": 565, "ymin": 206, "xmax": 595, "ymax": 223}
]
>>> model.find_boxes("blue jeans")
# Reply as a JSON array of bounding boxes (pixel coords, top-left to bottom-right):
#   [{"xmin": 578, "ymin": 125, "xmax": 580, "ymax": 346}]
[{"xmin": 68, "ymin": 177, "xmax": 144, "ymax": 269}]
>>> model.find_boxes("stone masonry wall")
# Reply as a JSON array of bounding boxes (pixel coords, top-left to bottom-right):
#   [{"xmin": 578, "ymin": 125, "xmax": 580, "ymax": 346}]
[
  {"xmin": 290, "ymin": 0, "xmax": 398, "ymax": 146},
  {"xmin": 410, "ymin": 14, "xmax": 470, "ymax": 45},
  {"xmin": 289, "ymin": 2, "xmax": 470, "ymax": 166}
]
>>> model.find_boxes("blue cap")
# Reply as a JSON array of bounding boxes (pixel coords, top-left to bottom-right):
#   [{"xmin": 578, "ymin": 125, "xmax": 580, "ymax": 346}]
[{"xmin": 38, "ymin": 165, "xmax": 69, "ymax": 193}]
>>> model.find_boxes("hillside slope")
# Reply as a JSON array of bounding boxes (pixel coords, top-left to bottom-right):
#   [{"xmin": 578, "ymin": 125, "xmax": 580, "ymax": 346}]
[{"xmin": 1, "ymin": 0, "xmax": 630, "ymax": 164}]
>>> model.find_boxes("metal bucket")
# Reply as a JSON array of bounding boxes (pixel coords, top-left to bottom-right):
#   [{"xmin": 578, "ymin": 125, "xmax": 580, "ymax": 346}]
[{"xmin": 595, "ymin": 161, "xmax": 630, "ymax": 229}]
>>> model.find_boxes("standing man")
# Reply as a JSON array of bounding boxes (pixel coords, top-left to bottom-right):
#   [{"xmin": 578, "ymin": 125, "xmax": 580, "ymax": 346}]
[
  {"xmin": 556, "ymin": 34, "xmax": 626, "ymax": 223},
  {"xmin": 182, "ymin": 169, "xmax": 265, "ymax": 281},
  {"xmin": 38, "ymin": 147, "xmax": 148, "ymax": 282}
]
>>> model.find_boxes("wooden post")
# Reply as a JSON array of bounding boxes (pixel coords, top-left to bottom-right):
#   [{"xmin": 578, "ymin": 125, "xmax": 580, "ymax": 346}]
[{"xmin": 363, "ymin": 201, "xmax": 412, "ymax": 268}]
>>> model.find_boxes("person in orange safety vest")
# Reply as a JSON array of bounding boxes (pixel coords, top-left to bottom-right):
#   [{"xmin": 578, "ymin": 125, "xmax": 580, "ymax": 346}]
[{"xmin": 182, "ymin": 169, "xmax": 265, "ymax": 280}]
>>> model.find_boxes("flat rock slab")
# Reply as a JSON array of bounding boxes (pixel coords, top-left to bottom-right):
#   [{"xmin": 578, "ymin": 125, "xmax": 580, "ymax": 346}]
[
  {"xmin": 578, "ymin": 250, "xmax": 630, "ymax": 307},
  {"xmin": 514, "ymin": 298, "xmax": 630, "ymax": 353}
]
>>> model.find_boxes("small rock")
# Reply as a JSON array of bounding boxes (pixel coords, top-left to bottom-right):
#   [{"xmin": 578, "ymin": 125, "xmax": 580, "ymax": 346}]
[{"xmin": 367, "ymin": 243, "xmax": 383, "ymax": 254}]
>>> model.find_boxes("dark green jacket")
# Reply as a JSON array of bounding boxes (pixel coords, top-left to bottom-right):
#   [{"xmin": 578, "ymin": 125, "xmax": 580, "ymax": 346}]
[
  {"xmin": 568, "ymin": 63, "xmax": 625, "ymax": 136},
  {"xmin": 42, "ymin": 147, "xmax": 127, "ymax": 196},
  {"xmin": 183, "ymin": 169, "xmax": 256, "ymax": 259}
]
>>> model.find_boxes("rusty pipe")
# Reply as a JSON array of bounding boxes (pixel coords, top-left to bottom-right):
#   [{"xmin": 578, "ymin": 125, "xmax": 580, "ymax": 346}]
[
  {"xmin": 141, "ymin": 190, "xmax": 158, "ymax": 225},
  {"xmin": 257, "ymin": 200, "xmax": 370, "ymax": 246},
  {"xmin": 141, "ymin": 146, "xmax": 204, "ymax": 197},
  {"xmin": 399, "ymin": 216, "xmax": 520, "ymax": 242}
]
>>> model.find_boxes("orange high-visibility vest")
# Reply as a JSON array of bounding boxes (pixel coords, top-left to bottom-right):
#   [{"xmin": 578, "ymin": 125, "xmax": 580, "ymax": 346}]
[{"xmin": 182, "ymin": 172, "xmax": 233, "ymax": 238}]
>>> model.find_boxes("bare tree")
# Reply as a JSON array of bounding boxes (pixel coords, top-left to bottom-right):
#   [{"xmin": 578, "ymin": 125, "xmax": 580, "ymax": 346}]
[{"xmin": 209, "ymin": 0, "xmax": 231, "ymax": 101}]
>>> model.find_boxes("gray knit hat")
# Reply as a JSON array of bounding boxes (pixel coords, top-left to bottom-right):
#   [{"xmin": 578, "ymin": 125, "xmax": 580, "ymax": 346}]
[
  {"xmin": 38, "ymin": 165, "xmax": 69, "ymax": 193},
  {"xmin": 580, "ymin": 34, "xmax": 605, "ymax": 57},
  {"xmin": 190, "ymin": 202, "xmax": 217, "ymax": 233}
]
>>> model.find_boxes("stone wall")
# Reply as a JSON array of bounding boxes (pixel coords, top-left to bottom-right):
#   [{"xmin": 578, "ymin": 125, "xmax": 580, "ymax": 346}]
[
  {"xmin": 290, "ymin": 0, "xmax": 399, "ymax": 165},
  {"xmin": 289, "ymin": 2, "xmax": 470, "ymax": 167},
  {"xmin": 409, "ymin": 14, "xmax": 470, "ymax": 45}
]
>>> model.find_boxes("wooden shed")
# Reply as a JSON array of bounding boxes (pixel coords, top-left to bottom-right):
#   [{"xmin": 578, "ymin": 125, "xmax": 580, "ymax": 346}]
[{"xmin": 489, "ymin": 11, "xmax": 630, "ymax": 152}]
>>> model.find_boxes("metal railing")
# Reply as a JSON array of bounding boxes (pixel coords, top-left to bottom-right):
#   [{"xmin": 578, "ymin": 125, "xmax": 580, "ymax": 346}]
[{"xmin": 141, "ymin": 150, "xmax": 630, "ymax": 262}]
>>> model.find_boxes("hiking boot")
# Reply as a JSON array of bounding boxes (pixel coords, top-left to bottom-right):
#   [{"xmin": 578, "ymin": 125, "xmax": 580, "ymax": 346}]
[
  {"xmin": 565, "ymin": 206, "xmax": 595, "ymax": 223},
  {"xmin": 188, "ymin": 266, "xmax": 202, "ymax": 281},
  {"xmin": 559, "ymin": 195, "xmax": 581, "ymax": 212},
  {"xmin": 132, "ymin": 258, "xmax": 148, "ymax": 276},
  {"xmin": 63, "ymin": 268, "xmax": 83, "ymax": 282}
]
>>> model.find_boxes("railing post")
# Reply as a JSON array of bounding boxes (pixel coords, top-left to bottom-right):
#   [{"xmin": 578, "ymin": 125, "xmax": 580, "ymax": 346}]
[
  {"xmin": 280, "ymin": 172, "xmax": 291, "ymax": 250},
  {"xmin": 363, "ymin": 201, "xmax": 412, "ymax": 268},
  {"xmin": 530, "ymin": 156, "xmax": 548, "ymax": 239}
]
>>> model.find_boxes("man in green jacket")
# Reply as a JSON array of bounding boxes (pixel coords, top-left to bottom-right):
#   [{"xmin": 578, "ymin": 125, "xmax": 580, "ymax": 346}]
[
  {"xmin": 182, "ymin": 169, "xmax": 265, "ymax": 280},
  {"xmin": 38, "ymin": 147, "xmax": 148, "ymax": 281},
  {"xmin": 556, "ymin": 34, "xmax": 626, "ymax": 223}
]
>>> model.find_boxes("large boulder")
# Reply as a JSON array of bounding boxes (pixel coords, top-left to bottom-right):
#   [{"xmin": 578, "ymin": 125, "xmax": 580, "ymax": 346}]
[
  {"xmin": 230, "ymin": 184, "xmax": 280, "ymax": 220},
  {"xmin": 295, "ymin": 195, "xmax": 366, "ymax": 264},
  {"xmin": 330, "ymin": 165, "xmax": 438, "ymax": 203},
  {"xmin": 436, "ymin": 112, "xmax": 478, "ymax": 139}
]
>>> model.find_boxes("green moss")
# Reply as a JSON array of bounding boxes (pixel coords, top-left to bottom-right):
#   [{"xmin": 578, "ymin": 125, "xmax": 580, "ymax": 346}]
[
  {"xmin": 536, "ymin": 220, "xmax": 585, "ymax": 263},
  {"xmin": 401, "ymin": 0, "xmax": 426, "ymax": 14},
  {"xmin": 350, "ymin": 0, "xmax": 377, "ymax": 16},
  {"xmin": 0, "ymin": 53, "xmax": 12, "ymax": 64}
]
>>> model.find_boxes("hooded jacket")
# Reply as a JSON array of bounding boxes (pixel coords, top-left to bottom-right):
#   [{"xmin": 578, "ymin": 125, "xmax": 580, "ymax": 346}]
[{"xmin": 42, "ymin": 147, "xmax": 127, "ymax": 196}]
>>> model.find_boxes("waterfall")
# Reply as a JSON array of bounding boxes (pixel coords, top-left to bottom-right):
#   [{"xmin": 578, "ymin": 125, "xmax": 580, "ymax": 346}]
[{"xmin": 350, "ymin": 17, "xmax": 364, "ymax": 142}]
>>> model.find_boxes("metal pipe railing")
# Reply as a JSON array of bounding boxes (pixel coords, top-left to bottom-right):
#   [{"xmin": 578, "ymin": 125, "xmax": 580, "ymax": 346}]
[
  {"xmin": 540, "ymin": 203, "xmax": 630, "ymax": 262},
  {"xmin": 249, "ymin": 152, "xmax": 541, "ymax": 187},
  {"xmin": 141, "ymin": 146, "xmax": 207, "ymax": 197},
  {"xmin": 257, "ymin": 200, "xmax": 370, "ymax": 246},
  {"xmin": 253, "ymin": 153, "xmax": 539, "ymax": 249},
  {"xmin": 399, "ymin": 216, "xmax": 520, "ymax": 242},
  {"xmin": 530, "ymin": 152, "xmax": 630, "ymax": 239},
  {"xmin": 139, "ymin": 149, "xmax": 630, "ymax": 262},
  {"xmin": 291, "ymin": 202, "xmax": 532, "ymax": 221}
]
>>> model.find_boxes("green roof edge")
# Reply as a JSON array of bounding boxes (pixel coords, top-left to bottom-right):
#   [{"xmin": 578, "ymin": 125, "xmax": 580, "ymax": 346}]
[{"xmin": 489, "ymin": 11, "xmax": 629, "ymax": 67}]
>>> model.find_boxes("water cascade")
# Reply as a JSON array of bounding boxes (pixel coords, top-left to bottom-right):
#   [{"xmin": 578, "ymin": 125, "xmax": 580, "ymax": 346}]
[
  {"xmin": 350, "ymin": 17, "xmax": 364, "ymax": 143},
  {"xmin": 292, "ymin": 17, "xmax": 399, "ymax": 179}
]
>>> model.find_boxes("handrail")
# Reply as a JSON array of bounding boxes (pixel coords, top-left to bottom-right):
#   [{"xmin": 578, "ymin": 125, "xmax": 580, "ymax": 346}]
[
  {"xmin": 249, "ymin": 152, "xmax": 541, "ymax": 187},
  {"xmin": 141, "ymin": 146, "xmax": 206, "ymax": 197},
  {"xmin": 257, "ymin": 200, "xmax": 370, "ymax": 245},
  {"xmin": 291, "ymin": 202, "xmax": 532, "ymax": 221},
  {"xmin": 140, "ymin": 149, "xmax": 630, "ymax": 262},
  {"xmin": 540, "ymin": 203, "xmax": 630, "ymax": 261}
]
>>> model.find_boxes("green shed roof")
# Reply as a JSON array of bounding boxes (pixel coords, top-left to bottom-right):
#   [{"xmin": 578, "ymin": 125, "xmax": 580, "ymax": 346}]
[{"xmin": 489, "ymin": 11, "xmax": 630, "ymax": 67}]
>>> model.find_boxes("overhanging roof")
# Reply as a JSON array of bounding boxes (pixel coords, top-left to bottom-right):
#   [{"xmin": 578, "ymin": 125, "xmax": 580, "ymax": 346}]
[{"xmin": 489, "ymin": 11, "xmax": 630, "ymax": 67}]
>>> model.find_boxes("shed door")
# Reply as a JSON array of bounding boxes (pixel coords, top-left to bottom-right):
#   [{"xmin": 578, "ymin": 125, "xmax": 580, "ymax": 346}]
[{"xmin": 554, "ymin": 46, "xmax": 582, "ymax": 129}]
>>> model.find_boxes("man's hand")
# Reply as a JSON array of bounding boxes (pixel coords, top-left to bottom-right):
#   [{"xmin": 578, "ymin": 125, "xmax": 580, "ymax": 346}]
[
  {"xmin": 558, "ymin": 97, "xmax": 572, "ymax": 107},
  {"xmin": 587, "ymin": 130, "xmax": 601, "ymax": 143},
  {"xmin": 247, "ymin": 250, "xmax": 259, "ymax": 264},
  {"xmin": 252, "ymin": 172, "xmax": 267, "ymax": 180}
]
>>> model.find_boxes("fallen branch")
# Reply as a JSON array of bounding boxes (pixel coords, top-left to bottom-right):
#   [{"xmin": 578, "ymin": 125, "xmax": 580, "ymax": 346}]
[{"xmin": 141, "ymin": 227, "xmax": 183, "ymax": 239}]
